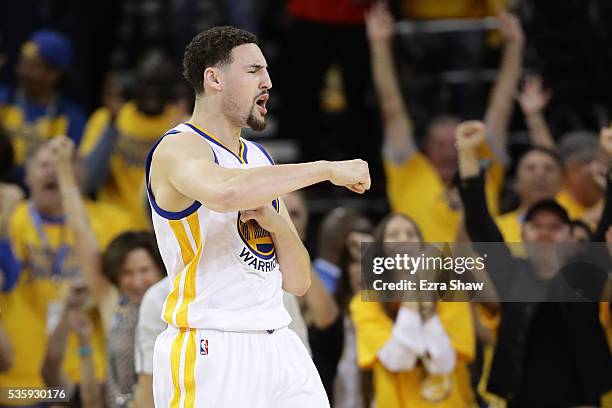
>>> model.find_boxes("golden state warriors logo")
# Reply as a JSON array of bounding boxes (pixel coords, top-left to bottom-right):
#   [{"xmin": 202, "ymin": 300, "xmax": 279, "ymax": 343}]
[{"xmin": 237, "ymin": 199, "xmax": 279, "ymax": 272}]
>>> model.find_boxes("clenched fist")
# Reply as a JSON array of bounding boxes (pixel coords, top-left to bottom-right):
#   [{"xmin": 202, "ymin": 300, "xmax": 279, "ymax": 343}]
[
  {"xmin": 328, "ymin": 159, "xmax": 371, "ymax": 194},
  {"xmin": 455, "ymin": 121, "xmax": 486, "ymax": 152}
]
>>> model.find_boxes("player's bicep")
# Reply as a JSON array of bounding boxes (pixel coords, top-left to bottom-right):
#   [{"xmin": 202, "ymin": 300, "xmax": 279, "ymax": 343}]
[{"xmin": 153, "ymin": 133, "xmax": 235, "ymax": 212}]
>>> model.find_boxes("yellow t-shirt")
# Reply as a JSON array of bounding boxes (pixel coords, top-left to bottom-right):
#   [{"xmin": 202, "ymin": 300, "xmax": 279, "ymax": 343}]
[
  {"xmin": 0, "ymin": 200, "xmax": 132, "ymax": 402},
  {"xmin": 350, "ymin": 297, "xmax": 475, "ymax": 407},
  {"xmin": 385, "ymin": 149, "xmax": 503, "ymax": 243},
  {"xmin": 555, "ymin": 189, "xmax": 595, "ymax": 221},
  {"xmin": 494, "ymin": 210, "xmax": 521, "ymax": 244},
  {"xmin": 494, "ymin": 210, "xmax": 527, "ymax": 257},
  {"xmin": 79, "ymin": 103, "xmax": 179, "ymax": 229}
]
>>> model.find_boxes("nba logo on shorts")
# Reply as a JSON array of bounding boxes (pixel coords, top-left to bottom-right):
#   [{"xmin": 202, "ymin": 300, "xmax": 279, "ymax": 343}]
[{"xmin": 200, "ymin": 339, "xmax": 208, "ymax": 355}]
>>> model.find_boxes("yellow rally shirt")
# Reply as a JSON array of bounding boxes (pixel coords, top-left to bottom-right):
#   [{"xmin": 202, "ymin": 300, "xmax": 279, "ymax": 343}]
[
  {"xmin": 350, "ymin": 297, "xmax": 475, "ymax": 407},
  {"xmin": 385, "ymin": 148, "xmax": 503, "ymax": 243},
  {"xmin": 0, "ymin": 200, "xmax": 132, "ymax": 403},
  {"xmin": 79, "ymin": 102, "xmax": 179, "ymax": 229}
]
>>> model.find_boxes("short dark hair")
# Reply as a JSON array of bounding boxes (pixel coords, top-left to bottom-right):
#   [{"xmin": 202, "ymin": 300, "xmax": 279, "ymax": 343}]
[
  {"xmin": 182, "ymin": 26, "xmax": 258, "ymax": 95},
  {"xmin": 517, "ymin": 146, "xmax": 563, "ymax": 170},
  {"xmin": 524, "ymin": 199, "xmax": 570, "ymax": 225},
  {"xmin": 426, "ymin": 115, "xmax": 461, "ymax": 137},
  {"xmin": 102, "ymin": 231, "xmax": 165, "ymax": 286}
]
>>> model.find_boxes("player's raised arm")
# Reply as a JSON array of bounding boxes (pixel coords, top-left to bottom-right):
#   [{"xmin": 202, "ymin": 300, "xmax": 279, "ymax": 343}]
[
  {"xmin": 366, "ymin": 1, "xmax": 416, "ymax": 163},
  {"xmin": 150, "ymin": 131, "xmax": 371, "ymax": 213}
]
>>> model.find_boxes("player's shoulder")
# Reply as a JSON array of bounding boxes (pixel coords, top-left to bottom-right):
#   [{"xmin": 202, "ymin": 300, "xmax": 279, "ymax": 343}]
[{"xmin": 154, "ymin": 128, "xmax": 215, "ymax": 163}]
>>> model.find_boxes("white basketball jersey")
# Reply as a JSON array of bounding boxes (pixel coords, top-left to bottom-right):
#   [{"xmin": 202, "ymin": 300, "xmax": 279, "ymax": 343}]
[{"xmin": 145, "ymin": 122, "xmax": 291, "ymax": 331}]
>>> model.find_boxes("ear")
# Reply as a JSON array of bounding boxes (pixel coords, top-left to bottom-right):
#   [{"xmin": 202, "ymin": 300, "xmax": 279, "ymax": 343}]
[{"xmin": 203, "ymin": 67, "xmax": 222, "ymax": 92}]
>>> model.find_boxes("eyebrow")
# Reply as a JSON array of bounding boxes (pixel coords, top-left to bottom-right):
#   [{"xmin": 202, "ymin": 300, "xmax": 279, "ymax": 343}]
[{"xmin": 246, "ymin": 64, "xmax": 267, "ymax": 70}]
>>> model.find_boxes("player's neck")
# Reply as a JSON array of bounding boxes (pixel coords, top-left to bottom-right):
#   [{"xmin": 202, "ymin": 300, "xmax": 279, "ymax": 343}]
[{"xmin": 190, "ymin": 98, "xmax": 242, "ymax": 155}]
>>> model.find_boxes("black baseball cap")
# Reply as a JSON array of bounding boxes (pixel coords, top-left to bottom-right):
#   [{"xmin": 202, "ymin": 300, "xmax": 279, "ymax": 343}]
[{"xmin": 524, "ymin": 199, "xmax": 571, "ymax": 225}]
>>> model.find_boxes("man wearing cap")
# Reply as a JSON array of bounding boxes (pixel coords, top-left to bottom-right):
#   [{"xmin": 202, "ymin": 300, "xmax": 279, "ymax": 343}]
[
  {"xmin": 0, "ymin": 30, "xmax": 86, "ymax": 182},
  {"xmin": 457, "ymin": 121, "xmax": 612, "ymax": 407}
]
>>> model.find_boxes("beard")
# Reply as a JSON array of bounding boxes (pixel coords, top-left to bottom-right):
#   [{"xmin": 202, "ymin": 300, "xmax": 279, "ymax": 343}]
[
  {"xmin": 222, "ymin": 91, "xmax": 267, "ymax": 131},
  {"xmin": 247, "ymin": 106, "xmax": 266, "ymax": 131}
]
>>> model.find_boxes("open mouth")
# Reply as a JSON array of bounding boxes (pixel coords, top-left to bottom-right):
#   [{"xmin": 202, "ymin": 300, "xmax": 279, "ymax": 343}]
[
  {"xmin": 43, "ymin": 180, "xmax": 59, "ymax": 191},
  {"xmin": 255, "ymin": 94, "xmax": 268, "ymax": 114}
]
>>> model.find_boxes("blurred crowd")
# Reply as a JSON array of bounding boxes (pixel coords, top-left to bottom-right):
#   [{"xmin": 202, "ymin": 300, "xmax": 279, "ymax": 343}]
[{"xmin": 0, "ymin": 0, "xmax": 611, "ymax": 407}]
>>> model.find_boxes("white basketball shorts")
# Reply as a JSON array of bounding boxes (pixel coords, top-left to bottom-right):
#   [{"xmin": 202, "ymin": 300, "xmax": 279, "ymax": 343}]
[{"xmin": 153, "ymin": 326, "xmax": 329, "ymax": 407}]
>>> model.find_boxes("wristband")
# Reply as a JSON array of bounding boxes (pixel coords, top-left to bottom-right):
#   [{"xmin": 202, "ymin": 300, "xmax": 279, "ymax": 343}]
[{"xmin": 78, "ymin": 345, "xmax": 92, "ymax": 357}]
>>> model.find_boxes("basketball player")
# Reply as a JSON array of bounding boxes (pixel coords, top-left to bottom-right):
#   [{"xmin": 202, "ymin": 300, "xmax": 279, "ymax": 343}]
[{"xmin": 148, "ymin": 26, "xmax": 370, "ymax": 407}]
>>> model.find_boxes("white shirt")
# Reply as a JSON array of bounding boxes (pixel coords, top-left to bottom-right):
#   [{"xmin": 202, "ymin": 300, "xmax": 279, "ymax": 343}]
[{"xmin": 135, "ymin": 277, "xmax": 169, "ymax": 374}]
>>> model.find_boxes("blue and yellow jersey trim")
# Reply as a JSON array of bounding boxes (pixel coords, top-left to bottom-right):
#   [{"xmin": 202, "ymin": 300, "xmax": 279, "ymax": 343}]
[
  {"xmin": 185, "ymin": 122, "xmax": 248, "ymax": 164},
  {"xmin": 251, "ymin": 140, "xmax": 275, "ymax": 165},
  {"xmin": 144, "ymin": 129, "xmax": 203, "ymax": 220}
]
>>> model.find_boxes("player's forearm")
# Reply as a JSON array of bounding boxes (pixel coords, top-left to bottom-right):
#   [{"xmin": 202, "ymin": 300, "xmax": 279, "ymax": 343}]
[
  {"xmin": 484, "ymin": 42, "xmax": 523, "ymax": 147},
  {"xmin": 525, "ymin": 112, "xmax": 555, "ymax": 148},
  {"xmin": 273, "ymin": 222, "xmax": 311, "ymax": 296},
  {"xmin": 196, "ymin": 161, "xmax": 331, "ymax": 213}
]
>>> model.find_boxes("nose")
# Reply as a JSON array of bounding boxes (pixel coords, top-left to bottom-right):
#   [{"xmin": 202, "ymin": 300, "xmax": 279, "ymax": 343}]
[
  {"xmin": 533, "ymin": 166, "xmax": 548, "ymax": 178},
  {"xmin": 537, "ymin": 229, "xmax": 553, "ymax": 242},
  {"xmin": 261, "ymin": 69, "xmax": 272, "ymax": 90},
  {"xmin": 133, "ymin": 272, "xmax": 148, "ymax": 290}
]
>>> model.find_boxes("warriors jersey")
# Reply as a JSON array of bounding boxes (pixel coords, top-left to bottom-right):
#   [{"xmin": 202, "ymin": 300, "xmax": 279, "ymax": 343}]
[{"xmin": 145, "ymin": 122, "xmax": 291, "ymax": 331}]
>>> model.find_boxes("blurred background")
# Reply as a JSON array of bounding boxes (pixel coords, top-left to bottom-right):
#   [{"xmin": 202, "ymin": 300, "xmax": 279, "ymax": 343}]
[{"xmin": 0, "ymin": 0, "xmax": 611, "ymax": 407}]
